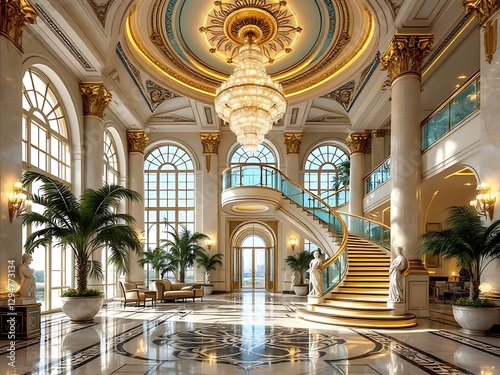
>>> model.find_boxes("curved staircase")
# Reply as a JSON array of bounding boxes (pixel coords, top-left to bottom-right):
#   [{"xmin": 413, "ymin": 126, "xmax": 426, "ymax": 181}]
[{"xmin": 297, "ymin": 236, "xmax": 417, "ymax": 328}]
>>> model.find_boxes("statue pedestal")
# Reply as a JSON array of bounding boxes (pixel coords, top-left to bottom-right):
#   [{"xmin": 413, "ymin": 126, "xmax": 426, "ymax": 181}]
[
  {"xmin": 16, "ymin": 297, "xmax": 37, "ymax": 305},
  {"xmin": 387, "ymin": 301, "xmax": 405, "ymax": 316},
  {"xmin": 307, "ymin": 295, "xmax": 325, "ymax": 307}
]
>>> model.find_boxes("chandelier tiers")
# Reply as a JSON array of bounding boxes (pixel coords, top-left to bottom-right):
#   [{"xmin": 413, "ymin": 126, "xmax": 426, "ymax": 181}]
[{"xmin": 212, "ymin": 4, "xmax": 294, "ymax": 153}]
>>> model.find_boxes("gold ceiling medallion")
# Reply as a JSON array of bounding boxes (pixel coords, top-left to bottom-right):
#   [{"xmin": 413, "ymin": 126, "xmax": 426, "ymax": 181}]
[{"xmin": 200, "ymin": 0, "xmax": 301, "ymax": 64}]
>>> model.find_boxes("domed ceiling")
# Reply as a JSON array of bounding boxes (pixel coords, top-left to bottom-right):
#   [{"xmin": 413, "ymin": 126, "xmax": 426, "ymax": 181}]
[{"xmin": 122, "ymin": 0, "xmax": 376, "ymax": 105}]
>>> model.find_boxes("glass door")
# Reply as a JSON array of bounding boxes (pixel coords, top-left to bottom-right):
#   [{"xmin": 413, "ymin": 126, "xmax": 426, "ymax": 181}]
[{"xmin": 241, "ymin": 247, "xmax": 266, "ymax": 289}]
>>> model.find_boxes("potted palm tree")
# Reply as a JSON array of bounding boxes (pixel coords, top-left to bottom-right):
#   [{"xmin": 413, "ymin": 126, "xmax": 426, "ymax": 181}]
[
  {"xmin": 161, "ymin": 224, "xmax": 208, "ymax": 283},
  {"xmin": 138, "ymin": 246, "xmax": 169, "ymax": 286},
  {"xmin": 418, "ymin": 206, "xmax": 500, "ymax": 334},
  {"xmin": 285, "ymin": 251, "xmax": 314, "ymax": 296},
  {"xmin": 22, "ymin": 171, "xmax": 143, "ymax": 322},
  {"xmin": 196, "ymin": 251, "xmax": 223, "ymax": 295}
]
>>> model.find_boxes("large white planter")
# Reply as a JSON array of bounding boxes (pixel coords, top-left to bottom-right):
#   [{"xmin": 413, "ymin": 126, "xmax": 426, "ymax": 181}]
[
  {"xmin": 61, "ymin": 296, "xmax": 104, "ymax": 323},
  {"xmin": 203, "ymin": 285, "xmax": 214, "ymax": 295},
  {"xmin": 292, "ymin": 285, "xmax": 308, "ymax": 296},
  {"xmin": 452, "ymin": 305, "xmax": 500, "ymax": 335}
]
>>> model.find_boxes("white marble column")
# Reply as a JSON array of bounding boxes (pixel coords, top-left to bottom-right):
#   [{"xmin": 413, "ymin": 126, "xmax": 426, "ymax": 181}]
[
  {"xmin": 464, "ymin": 1, "xmax": 500, "ymax": 293},
  {"xmin": 200, "ymin": 133, "xmax": 221, "ymax": 287},
  {"xmin": 346, "ymin": 133, "xmax": 370, "ymax": 216},
  {"xmin": 371, "ymin": 130, "xmax": 386, "ymax": 169},
  {"xmin": 0, "ymin": 1, "xmax": 36, "ymax": 295},
  {"xmin": 126, "ymin": 131, "xmax": 148, "ymax": 283},
  {"xmin": 284, "ymin": 133, "xmax": 302, "ymax": 183},
  {"xmin": 381, "ymin": 34, "xmax": 432, "ymax": 317}
]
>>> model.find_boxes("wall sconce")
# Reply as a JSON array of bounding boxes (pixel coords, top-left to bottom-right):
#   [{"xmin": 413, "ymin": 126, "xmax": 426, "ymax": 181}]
[
  {"xmin": 289, "ymin": 236, "xmax": 297, "ymax": 251},
  {"xmin": 8, "ymin": 181, "xmax": 31, "ymax": 223},
  {"xmin": 206, "ymin": 235, "xmax": 214, "ymax": 250},
  {"xmin": 470, "ymin": 182, "xmax": 496, "ymax": 220}
]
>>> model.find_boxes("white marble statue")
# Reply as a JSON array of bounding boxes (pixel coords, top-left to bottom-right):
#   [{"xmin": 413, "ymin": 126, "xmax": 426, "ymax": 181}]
[
  {"xmin": 308, "ymin": 250, "xmax": 322, "ymax": 296},
  {"xmin": 19, "ymin": 253, "xmax": 37, "ymax": 299},
  {"xmin": 389, "ymin": 247, "xmax": 407, "ymax": 302}
]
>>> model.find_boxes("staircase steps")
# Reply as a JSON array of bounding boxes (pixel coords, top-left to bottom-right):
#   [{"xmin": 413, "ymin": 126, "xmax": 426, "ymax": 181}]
[{"xmin": 298, "ymin": 235, "xmax": 417, "ymax": 328}]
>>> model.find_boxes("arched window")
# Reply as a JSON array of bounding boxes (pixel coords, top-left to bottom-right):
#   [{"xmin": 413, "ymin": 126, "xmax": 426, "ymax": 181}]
[
  {"xmin": 22, "ymin": 68, "xmax": 72, "ymax": 312},
  {"xmin": 230, "ymin": 143, "xmax": 277, "ymax": 167},
  {"xmin": 304, "ymin": 143, "xmax": 349, "ymax": 203},
  {"xmin": 102, "ymin": 129, "xmax": 119, "ymax": 297},
  {"xmin": 144, "ymin": 145, "xmax": 195, "ymax": 281}
]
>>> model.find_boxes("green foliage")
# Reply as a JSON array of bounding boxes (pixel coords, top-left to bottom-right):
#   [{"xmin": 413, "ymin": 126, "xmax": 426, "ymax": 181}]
[
  {"xmin": 331, "ymin": 159, "xmax": 350, "ymax": 190},
  {"xmin": 418, "ymin": 206, "xmax": 500, "ymax": 301},
  {"xmin": 61, "ymin": 288, "xmax": 103, "ymax": 297},
  {"xmin": 139, "ymin": 247, "xmax": 170, "ymax": 279},
  {"xmin": 22, "ymin": 171, "xmax": 143, "ymax": 293},
  {"xmin": 196, "ymin": 251, "xmax": 224, "ymax": 272},
  {"xmin": 161, "ymin": 224, "xmax": 209, "ymax": 283},
  {"xmin": 453, "ymin": 297, "xmax": 497, "ymax": 308},
  {"xmin": 285, "ymin": 251, "xmax": 314, "ymax": 285}
]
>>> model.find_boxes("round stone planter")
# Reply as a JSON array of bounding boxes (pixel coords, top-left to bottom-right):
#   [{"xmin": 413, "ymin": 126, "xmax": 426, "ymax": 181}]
[
  {"xmin": 292, "ymin": 285, "xmax": 308, "ymax": 296},
  {"xmin": 452, "ymin": 305, "xmax": 500, "ymax": 335},
  {"xmin": 61, "ymin": 295, "xmax": 104, "ymax": 323},
  {"xmin": 203, "ymin": 285, "xmax": 214, "ymax": 295}
]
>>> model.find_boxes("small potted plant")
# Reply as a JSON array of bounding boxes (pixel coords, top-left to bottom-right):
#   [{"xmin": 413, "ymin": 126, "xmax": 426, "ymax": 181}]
[
  {"xmin": 419, "ymin": 206, "xmax": 500, "ymax": 334},
  {"xmin": 285, "ymin": 251, "xmax": 314, "ymax": 296},
  {"xmin": 196, "ymin": 251, "xmax": 223, "ymax": 295}
]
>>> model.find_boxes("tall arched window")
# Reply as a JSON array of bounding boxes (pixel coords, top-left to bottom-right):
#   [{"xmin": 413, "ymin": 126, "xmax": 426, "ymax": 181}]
[
  {"xmin": 304, "ymin": 143, "xmax": 349, "ymax": 204},
  {"xmin": 102, "ymin": 129, "xmax": 119, "ymax": 298},
  {"xmin": 230, "ymin": 143, "xmax": 277, "ymax": 167},
  {"xmin": 22, "ymin": 68, "xmax": 72, "ymax": 312},
  {"xmin": 144, "ymin": 145, "xmax": 195, "ymax": 281}
]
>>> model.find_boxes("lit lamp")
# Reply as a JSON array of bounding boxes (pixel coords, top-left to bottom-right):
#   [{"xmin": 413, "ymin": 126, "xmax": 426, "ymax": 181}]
[
  {"xmin": 206, "ymin": 235, "xmax": 214, "ymax": 250},
  {"xmin": 8, "ymin": 181, "xmax": 31, "ymax": 223},
  {"xmin": 211, "ymin": 5, "xmax": 294, "ymax": 153},
  {"xmin": 451, "ymin": 271, "xmax": 458, "ymax": 282},
  {"xmin": 470, "ymin": 182, "xmax": 496, "ymax": 220},
  {"xmin": 289, "ymin": 236, "xmax": 297, "ymax": 251}
]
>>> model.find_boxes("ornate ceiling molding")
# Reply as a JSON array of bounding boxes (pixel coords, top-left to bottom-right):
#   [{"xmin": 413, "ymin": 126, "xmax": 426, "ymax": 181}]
[
  {"xmin": 323, "ymin": 81, "xmax": 355, "ymax": 110},
  {"xmin": 380, "ymin": 35, "xmax": 433, "ymax": 80},
  {"xmin": 0, "ymin": 0, "xmax": 36, "ymax": 52},
  {"xmin": 86, "ymin": 0, "xmax": 114, "ymax": 26},
  {"xmin": 463, "ymin": 0, "xmax": 500, "ymax": 25}
]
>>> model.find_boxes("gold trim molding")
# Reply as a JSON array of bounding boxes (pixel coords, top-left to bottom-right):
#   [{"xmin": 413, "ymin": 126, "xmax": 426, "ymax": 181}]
[
  {"xmin": 380, "ymin": 35, "xmax": 433, "ymax": 80},
  {"xmin": 346, "ymin": 132, "xmax": 371, "ymax": 154},
  {"xmin": 484, "ymin": 19, "xmax": 498, "ymax": 63},
  {"xmin": 80, "ymin": 83, "xmax": 112, "ymax": 119},
  {"xmin": 464, "ymin": 0, "xmax": 500, "ymax": 25},
  {"xmin": 200, "ymin": 132, "xmax": 221, "ymax": 172},
  {"xmin": 371, "ymin": 129, "xmax": 386, "ymax": 138},
  {"xmin": 284, "ymin": 133, "xmax": 303, "ymax": 155},
  {"xmin": 0, "ymin": 0, "xmax": 36, "ymax": 52},
  {"xmin": 126, "ymin": 131, "xmax": 149, "ymax": 154}
]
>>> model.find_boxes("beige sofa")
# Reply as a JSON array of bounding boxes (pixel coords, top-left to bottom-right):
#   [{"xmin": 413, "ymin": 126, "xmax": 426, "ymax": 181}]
[{"xmin": 154, "ymin": 280, "xmax": 204, "ymax": 302}]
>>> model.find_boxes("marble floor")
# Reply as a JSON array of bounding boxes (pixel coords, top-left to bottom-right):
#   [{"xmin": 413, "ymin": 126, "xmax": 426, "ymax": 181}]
[{"xmin": 1, "ymin": 292, "xmax": 499, "ymax": 375}]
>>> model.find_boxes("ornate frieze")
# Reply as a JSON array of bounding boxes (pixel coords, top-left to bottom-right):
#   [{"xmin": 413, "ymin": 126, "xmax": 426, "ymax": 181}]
[
  {"xmin": 346, "ymin": 132, "xmax": 371, "ymax": 154},
  {"xmin": 146, "ymin": 80, "xmax": 179, "ymax": 110},
  {"xmin": 284, "ymin": 133, "xmax": 303, "ymax": 155},
  {"xmin": 86, "ymin": 0, "xmax": 114, "ymax": 27},
  {"xmin": 0, "ymin": 0, "xmax": 36, "ymax": 52},
  {"xmin": 200, "ymin": 132, "xmax": 220, "ymax": 172},
  {"xmin": 323, "ymin": 80, "xmax": 355, "ymax": 110},
  {"xmin": 80, "ymin": 83, "xmax": 112, "ymax": 119},
  {"xmin": 463, "ymin": 0, "xmax": 500, "ymax": 25},
  {"xmin": 380, "ymin": 35, "xmax": 433, "ymax": 80},
  {"xmin": 126, "ymin": 131, "xmax": 149, "ymax": 154}
]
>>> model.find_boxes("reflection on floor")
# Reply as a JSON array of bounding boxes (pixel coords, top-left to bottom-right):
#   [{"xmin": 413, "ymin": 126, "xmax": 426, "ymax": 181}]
[{"xmin": 1, "ymin": 292, "xmax": 499, "ymax": 374}]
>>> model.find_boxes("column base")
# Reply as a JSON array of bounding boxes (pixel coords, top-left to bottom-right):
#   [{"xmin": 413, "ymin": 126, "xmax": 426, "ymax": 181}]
[
  {"xmin": 387, "ymin": 301, "xmax": 406, "ymax": 315},
  {"xmin": 405, "ymin": 268, "xmax": 430, "ymax": 317},
  {"xmin": 307, "ymin": 295, "xmax": 325, "ymax": 306}
]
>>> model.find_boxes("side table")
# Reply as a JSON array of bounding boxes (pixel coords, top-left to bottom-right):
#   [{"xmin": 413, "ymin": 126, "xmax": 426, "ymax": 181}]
[{"xmin": 0, "ymin": 303, "xmax": 41, "ymax": 339}]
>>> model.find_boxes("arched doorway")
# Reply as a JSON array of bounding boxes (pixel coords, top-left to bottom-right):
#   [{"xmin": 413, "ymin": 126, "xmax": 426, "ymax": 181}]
[{"xmin": 231, "ymin": 222, "xmax": 276, "ymax": 291}]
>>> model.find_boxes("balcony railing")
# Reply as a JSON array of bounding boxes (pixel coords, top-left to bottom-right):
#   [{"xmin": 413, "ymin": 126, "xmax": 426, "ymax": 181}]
[
  {"xmin": 421, "ymin": 71, "xmax": 480, "ymax": 150},
  {"xmin": 319, "ymin": 186, "xmax": 350, "ymax": 207},
  {"xmin": 364, "ymin": 157, "xmax": 390, "ymax": 194}
]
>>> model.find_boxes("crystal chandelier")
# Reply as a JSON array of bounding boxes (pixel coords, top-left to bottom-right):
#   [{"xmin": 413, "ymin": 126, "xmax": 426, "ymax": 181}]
[{"xmin": 215, "ymin": 37, "xmax": 286, "ymax": 153}]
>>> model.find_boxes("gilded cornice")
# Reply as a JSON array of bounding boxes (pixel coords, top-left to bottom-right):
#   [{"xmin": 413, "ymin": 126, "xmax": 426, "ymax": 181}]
[
  {"xmin": 126, "ymin": 131, "xmax": 149, "ymax": 154},
  {"xmin": 463, "ymin": 0, "xmax": 500, "ymax": 25},
  {"xmin": 371, "ymin": 129, "xmax": 386, "ymax": 138},
  {"xmin": 80, "ymin": 83, "xmax": 112, "ymax": 119},
  {"xmin": 284, "ymin": 133, "xmax": 303, "ymax": 155},
  {"xmin": 200, "ymin": 133, "xmax": 220, "ymax": 155},
  {"xmin": 380, "ymin": 35, "xmax": 433, "ymax": 80},
  {"xmin": 346, "ymin": 132, "xmax": 371, "ymax": 154},
  {"xmin": 0, "ymin": 0, "xmax": 36, "ymax": 52}
]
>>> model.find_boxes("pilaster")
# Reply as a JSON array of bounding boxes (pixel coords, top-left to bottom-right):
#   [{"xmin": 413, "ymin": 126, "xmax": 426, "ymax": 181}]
[
  {"xmin": 200, "ymin": 132, "xmax": 220, "ymax": 173},
  {"xmin": 284, "ymin": 133, "xmax": 302, "ymax": 182},
  {"xmin": 346, "ymin": 132, "xmax": 370, "ymax": 216}
]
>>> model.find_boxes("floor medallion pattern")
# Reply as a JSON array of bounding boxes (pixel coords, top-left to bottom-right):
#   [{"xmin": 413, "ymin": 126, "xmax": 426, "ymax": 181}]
[{"xmin": 153, "ymin": 324, "xmax": 346, "ymax": 371}]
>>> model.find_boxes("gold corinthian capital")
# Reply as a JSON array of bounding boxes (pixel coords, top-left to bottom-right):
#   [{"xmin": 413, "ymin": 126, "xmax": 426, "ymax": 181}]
[
  {"xmin": 0, "ymin": 0, "xmax": 36, "ymax": 52},
  {"xmin": 80, "ymin": 83, "xmax": 112, "ymax": 119},
  {"xmin": 284, "ymin": 133, "xmax": 303, "ymax": 155},
  {"xmin": 127, "ymin": 131, "xmax": 148, "ymax": 154},
  {"xmin": 200, "ymin": 132, "xmax": 220, "ymax": 173},
  {"xmin": 346, "ymin": 132, "xmax": 371, "ymax": 154},
  {"xmin": 380, "ymin": 35, "xmax": 433, "ymax": 80}
]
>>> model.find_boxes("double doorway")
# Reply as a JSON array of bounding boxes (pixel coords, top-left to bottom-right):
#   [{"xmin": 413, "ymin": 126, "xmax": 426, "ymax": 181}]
[{"xmin": 231, "ymin": 222, "xmax": 276, "ymax": 291}]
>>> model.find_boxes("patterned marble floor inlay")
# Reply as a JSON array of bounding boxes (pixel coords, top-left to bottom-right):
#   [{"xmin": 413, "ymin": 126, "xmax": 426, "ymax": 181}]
[{"xmin": 1, "ymin": 294, "xmax": 499, "ymax": 375}]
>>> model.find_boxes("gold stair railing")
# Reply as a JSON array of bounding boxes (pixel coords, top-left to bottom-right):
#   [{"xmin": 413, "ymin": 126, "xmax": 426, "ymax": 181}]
[{"xmin": 222, "ymin": 164, "xmax": 349, "ymax": 295}]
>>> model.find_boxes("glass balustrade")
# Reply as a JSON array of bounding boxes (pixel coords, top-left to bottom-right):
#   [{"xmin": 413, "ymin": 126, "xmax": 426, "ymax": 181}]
[
  {"xmin": 364, "ymin": 157, "xmax": 390, "ymax": 194},
  {"xmin": 337, "ymin": 212, "xmax": 390, "ymax": 250}
]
